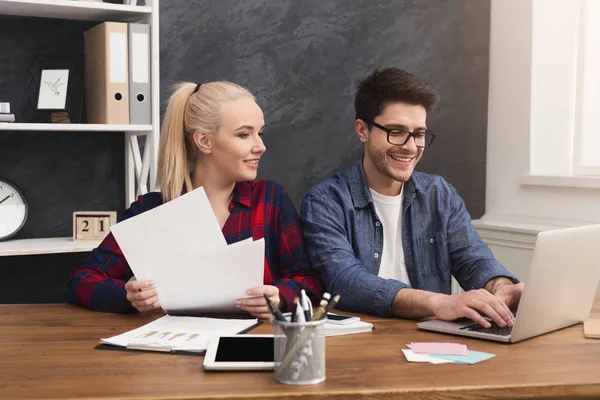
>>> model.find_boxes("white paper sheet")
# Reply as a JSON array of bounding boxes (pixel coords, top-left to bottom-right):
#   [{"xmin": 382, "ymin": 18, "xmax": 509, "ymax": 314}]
[
  {"xmin": 101, "ymin": 315, "xmax": 258, "ymax": 352},
  {"xmin": 324, "ymin": 320, "xmax": 374, "ymax": 337},
  {"xmin": 153, "ymin": 238, "xmax": 265, "ymax": 315},
  {"xmin": 110, "ymin": 187, "xmax": 226, "ymax": 281},
  {"xmin": 401, "ymin": 349, "xmax": 455, "ymax": 364}
]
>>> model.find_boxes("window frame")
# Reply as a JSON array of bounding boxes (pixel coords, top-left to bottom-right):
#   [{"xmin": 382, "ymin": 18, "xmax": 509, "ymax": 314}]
[{"xmin": 573, "ymin": 0, "xmax": 600, "ymax": 176}]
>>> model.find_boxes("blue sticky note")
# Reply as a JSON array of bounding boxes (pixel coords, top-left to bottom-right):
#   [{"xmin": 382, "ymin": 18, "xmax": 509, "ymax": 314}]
[{"xmin": 429, "ymin": 350, "xmax": 496, "ymax": 364}]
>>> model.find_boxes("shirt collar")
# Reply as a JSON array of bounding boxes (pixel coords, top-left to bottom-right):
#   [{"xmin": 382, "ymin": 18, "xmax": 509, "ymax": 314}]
[
  {"xmin": 349, "ymin": 154, "xmax": 420, "ymax": 209},
  {"xmin": 232, "ymin": 181, "xmax": 252, "ymax": 208},
  {"xmin": 182, "ymin": 181, "xmax": 252, "ymax": 208}
]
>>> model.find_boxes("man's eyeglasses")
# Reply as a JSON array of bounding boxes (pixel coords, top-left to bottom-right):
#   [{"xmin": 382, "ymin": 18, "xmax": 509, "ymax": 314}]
[{"xmin": 364, "ymin": 120, "xmax": 436, "ymax": 148}]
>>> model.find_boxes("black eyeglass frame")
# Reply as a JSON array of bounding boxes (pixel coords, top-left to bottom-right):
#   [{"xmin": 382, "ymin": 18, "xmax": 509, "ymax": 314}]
[{"xmin": 363, "ymin": 119, "xmax": 436, "ymax": 148}]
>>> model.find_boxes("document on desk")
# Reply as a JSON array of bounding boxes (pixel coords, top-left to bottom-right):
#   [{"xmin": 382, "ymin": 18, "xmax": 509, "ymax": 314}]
[
  {"xmin": 110, "ymin": 187, "xmax": 227, "ymax": 281},
  {"xmin": 100, "ymin": 315, "xmax": 259, "ymax": 353}
]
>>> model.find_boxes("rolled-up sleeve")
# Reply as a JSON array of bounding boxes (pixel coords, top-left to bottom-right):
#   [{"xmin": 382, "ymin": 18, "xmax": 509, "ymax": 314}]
[{"xmin": 446, "ymin": 184, "xmax": 518, "ymax": 290}]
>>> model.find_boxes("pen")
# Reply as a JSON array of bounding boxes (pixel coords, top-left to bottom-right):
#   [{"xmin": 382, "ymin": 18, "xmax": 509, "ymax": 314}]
[
  {"xmin": 291, "ymin": 298, "xmax": 298, "ymax": 322},
  {"xmin": 324, "ymin": 294, "xmax": 341, "ymax": 314},
  {"xmin": 294, "ymin": 298, "xmax": 306, "ymax": 323},
  {"xmin": 264, "ymin": 294, "xmax": 286, "ymax": 322},
  {"xmin": 311, "ymin": 292, "xmax": 331, "ymax": 322},
  {"xmin": 300, "ymin": 289, "xmax": 311, "ymax": 321}
]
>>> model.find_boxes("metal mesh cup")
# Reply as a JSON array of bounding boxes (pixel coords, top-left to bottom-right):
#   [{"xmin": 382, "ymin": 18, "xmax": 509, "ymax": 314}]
[{"xmin": 272, "ymin": 317, "xmax": 326, "ymax": 385}]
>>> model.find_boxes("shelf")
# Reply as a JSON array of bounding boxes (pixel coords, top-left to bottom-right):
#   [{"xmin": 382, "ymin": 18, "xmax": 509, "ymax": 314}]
[
  {"xmin": 0, "ymin": 237, "xmax": 100, "ymax": 256},
  {"xmin": 0, "ymin": 0, "xmax": 151, "ymax": 22},
  {"xmin": 0, "ymin": 123, "xmax": 152, "ymax": 132}
]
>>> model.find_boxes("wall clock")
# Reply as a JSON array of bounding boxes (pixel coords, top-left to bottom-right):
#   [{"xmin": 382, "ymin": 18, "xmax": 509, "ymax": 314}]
[{"xmin": 0, "ymin": 178, "xmax": 28, "ymax": 241}]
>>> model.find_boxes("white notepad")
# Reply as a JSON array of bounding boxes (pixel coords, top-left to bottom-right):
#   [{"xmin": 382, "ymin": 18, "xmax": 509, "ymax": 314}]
[
  {"xmin": 324, "ymin": 320, "xmax": 374, "ymax": 337},
  {"xmin": 100, "ymin": 315, "xmax": 259, "ymax": 353}
]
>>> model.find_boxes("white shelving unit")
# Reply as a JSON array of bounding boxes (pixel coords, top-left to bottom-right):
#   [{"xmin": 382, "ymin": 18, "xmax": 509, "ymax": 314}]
[
  {"xmin": 0, "ymin": 237, "xmax": 100, "ymax": 256},
  {"xmin": 0, "ymin": 123, "xmax": 152, "ymax": 132},
  {"xmin": 0, "ymin": 0, "xmax": 151, "ymax": 21},
  {"xmin": 0, "ymin": 0, "xmax": 160, "ymax": 256}
]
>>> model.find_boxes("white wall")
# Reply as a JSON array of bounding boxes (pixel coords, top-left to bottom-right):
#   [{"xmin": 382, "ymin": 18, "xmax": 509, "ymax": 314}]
[
  {"xmin": 481, "ymin": 0, "xmax": 600, "ymax": 227},
  {"xmin": 475, "ymin": 0, "xmax": 600, "ymax": 295}
]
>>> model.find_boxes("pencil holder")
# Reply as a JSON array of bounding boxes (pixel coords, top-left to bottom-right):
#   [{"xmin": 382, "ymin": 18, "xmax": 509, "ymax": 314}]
[{"xmin": 272, "ymin": 317, "xmax": 327, "ymax": 385}]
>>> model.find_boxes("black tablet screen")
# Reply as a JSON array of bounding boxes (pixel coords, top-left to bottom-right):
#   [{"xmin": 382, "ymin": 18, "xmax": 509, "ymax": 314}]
[{"xmin": 215, "ymin": 337, "xmax": 274, "ymax": 362}]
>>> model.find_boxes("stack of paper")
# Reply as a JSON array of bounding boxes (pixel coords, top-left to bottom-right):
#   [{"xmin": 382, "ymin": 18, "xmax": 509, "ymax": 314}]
[
  {"xmin": 110, "ymin": 187, "xmax": 264, "ymax": 315},
  {"xmin": 101, "ymin": 315, "xmax": 258, "ymax": 353},
  {"xmin": 401, "ymin": 342, "xmax": 496, "ymax": 365},
  {"xmin": 324, "ymin": 320, "xmax": 374, "ymax": 337}
]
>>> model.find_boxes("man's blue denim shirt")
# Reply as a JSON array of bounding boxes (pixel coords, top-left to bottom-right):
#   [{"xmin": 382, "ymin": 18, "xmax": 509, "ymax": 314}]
[{"xmin": 300, "ymin": 156, "xmax": 517, "ymax": 317}]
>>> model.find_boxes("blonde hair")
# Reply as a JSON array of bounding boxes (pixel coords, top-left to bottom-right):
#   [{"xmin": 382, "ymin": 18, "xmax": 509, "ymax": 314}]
[{"xmin": 157, "ymin": 81, "xmax": 255, "ymax": 202}]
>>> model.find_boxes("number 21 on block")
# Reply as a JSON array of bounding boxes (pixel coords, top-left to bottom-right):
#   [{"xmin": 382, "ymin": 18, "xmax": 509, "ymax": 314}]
[{"xmin": 73, "ymin": 211, "xmax": 117, "ymax": 241}]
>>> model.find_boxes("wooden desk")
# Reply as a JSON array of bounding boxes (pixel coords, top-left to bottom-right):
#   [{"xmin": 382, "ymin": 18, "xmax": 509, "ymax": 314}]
[{"xmin": 1, "ymin": 299, "xmax": 599, "ymax": 400}]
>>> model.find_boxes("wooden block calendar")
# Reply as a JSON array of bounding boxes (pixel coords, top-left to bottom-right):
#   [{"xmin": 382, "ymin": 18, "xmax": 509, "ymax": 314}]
[{"xmin": 73, "ymin": 211, "xmax": 117, "ymax": 241}]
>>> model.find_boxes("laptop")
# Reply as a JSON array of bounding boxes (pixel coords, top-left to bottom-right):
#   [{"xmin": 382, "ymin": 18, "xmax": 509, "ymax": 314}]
[{"xmin": 417, "ymin": 224, "xmax": 600, "ymax": 343}]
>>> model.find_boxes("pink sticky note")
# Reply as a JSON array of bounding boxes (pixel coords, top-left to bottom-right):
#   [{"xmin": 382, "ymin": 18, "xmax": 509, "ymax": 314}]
[{"xmin": 409, "ymin": 342, "xmax": 468, "ymax": 356}]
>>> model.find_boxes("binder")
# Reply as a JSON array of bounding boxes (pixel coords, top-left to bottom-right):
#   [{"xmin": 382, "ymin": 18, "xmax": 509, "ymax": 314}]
[
  {"xmin": 128, "ymin": 23, "xmax": 152, "ymax": 125},
  {"xmin": 84, "ymin": 22, "xmax": 130, "ymax": 124}
]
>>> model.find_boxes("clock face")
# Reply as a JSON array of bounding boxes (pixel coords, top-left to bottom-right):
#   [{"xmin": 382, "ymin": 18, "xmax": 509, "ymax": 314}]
[{"xmin": 0, "ymin": 180, "xmax": 28, "ymax": 241}]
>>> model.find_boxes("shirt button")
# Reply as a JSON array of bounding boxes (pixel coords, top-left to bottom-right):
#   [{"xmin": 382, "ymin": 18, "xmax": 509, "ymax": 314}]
[
  {"xmin": 375, "ymin": 221, "xmax": 381, "ymax": 227},
  {"xmin": 374, "ymin": 253, "xmax": 379, "ymax": 259},
  {"xmin": 429, "ymin": 238, "xmax": 435, "ymax": 244}
]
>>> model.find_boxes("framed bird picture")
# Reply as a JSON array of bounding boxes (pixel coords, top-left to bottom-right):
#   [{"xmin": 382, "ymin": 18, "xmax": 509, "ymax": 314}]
[
  {"xmin": 24, "ymin": 55, "xmax": 85, "ymax": 123},
  {"xmin": 37, "ymin": 69, "xmax": 70, "ymax": 111}
]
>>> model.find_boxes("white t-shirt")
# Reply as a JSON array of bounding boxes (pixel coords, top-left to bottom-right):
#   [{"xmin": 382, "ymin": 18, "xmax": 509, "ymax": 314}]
[{"xmin": 370, "ymin": 186, "xmax": 412, "ymax": 287}]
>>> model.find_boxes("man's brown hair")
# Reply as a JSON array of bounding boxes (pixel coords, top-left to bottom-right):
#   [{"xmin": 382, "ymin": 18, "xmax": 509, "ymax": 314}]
[{"xmin": 355, "ymin": 68, "xmax": 440, "ymax": 122}]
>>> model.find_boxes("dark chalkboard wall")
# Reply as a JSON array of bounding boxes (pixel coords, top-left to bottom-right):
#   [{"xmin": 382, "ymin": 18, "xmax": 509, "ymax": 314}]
[
  {"xmin": 159, "ymin": 0, "xmax": 491, "ymax": 212},
  {"xmin": 0, "ymin": 0, "xmax": 490, "ymax": 303}
]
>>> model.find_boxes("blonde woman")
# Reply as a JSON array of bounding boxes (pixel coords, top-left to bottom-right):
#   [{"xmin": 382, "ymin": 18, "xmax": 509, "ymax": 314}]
[{"xmin": 67, "ymin": 81, "xmax": 323, "ymax": 319}]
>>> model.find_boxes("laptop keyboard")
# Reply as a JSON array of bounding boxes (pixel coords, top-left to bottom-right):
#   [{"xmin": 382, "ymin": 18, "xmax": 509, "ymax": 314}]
[{"xmin": 460, "ymin": 322, "xmax": 513, "ymax": 336}]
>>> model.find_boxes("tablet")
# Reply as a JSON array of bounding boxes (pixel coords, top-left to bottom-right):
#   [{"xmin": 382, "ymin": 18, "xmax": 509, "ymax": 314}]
[{"xmin": 203, "ymin": 334, "xmax": 275, "ymax": 371}]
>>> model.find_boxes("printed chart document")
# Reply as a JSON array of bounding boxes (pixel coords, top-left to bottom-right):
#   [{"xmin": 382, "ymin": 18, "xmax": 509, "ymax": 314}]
[
  {"xmin": 101, "ymin": 315, "xmax": 259, "ymax": 353},
  {"xmin": 110, "ymin": 186, "xmax": 264, "ymax": 315}
]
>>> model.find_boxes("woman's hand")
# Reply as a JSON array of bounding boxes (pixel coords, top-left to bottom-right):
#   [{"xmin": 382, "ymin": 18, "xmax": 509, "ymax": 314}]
[
  {"xmin": 236, "ymin": 285, "xmax": 281, "ymax": 319},
  {"xmin": 125, "ymin": 280, "xmax": 161, "ymax": 313}
]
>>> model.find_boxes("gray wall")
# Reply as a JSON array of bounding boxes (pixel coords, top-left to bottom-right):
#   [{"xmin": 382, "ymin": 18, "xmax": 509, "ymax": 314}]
[
  {"xmin": 160, "ymin": 0, "xmax": 490, "ymax": 214},
  {"xmin": 0, "ymin": 0, "xmax": 490, "ymax": 303}
]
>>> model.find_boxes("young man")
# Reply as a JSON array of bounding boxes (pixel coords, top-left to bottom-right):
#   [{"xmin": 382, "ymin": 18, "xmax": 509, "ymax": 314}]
[{"xmin": 301, "ymin": 68, "xmax": 523, "ymax": 328}]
